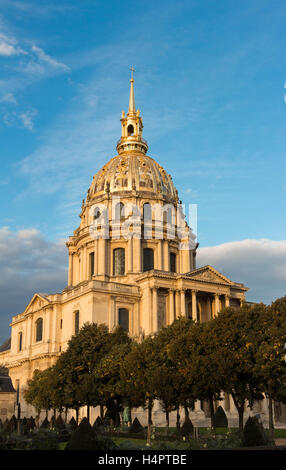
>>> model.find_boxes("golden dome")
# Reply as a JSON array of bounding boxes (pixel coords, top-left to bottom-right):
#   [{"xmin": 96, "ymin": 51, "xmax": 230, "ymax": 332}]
[
  {"xmin": 86, "ymin": 72, "xmax": 179, "ymax": 204},
  {"xmin": 88, "ymin": 153, "xmax": 178, "ymax": 203}
]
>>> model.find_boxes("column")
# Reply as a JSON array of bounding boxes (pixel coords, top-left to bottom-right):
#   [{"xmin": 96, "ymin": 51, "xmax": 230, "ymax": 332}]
[
  {"xmin": 225, "ymin": 295, "xmax": 230, "ymax": 308},
  {"xmin": 169, "ymin": 289, "xmax": 175, "ymax": 324},
  {"xmin": 133, "ymin": 237, "xmax": 141, "ymax": 272},
  {"xmin": 152, "ymin": 287, "xmax": 158, "ymax": 332},
  {"xmin": 191, "ymin": 290, "xmax": 198, "ymax": 322},
  {"xmin": 68, "ymin": 252, "xmax": 73, "ymax": 286},
  {"xmin": 94, "ymin": 239, "xmax": 98, "ymax": 276},
  {"xmin": 180, "ymin": 289, "xmax": 186, "ymax": 317},
  {"xmin": 157, "ymin": 240, "xmax": 163, "ymax": 270},
  {"xmin": 127, "ymin": 237, "xmax": 133, "ymax": 272},
  {"xmin": 214, "ymin": 294, "xmax": 220, "ymax": 317},
  {"xmin": 175, "ymin": 290, "xmax": 180, "ymax": 319},
  {"xmin": 163, "ymin": 240, "xmax": 169, "ymax": 271},
  {"xmin": 98, "ymin": 238, "xmax": 106, "ymax": 276}
]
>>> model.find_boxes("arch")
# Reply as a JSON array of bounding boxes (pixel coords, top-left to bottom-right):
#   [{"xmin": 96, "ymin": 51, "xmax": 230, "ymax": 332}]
[
  {"xmin": 143, "ymin": 247, "xmax": 154, "ymax": 272},
  {"xmin": 113, "ymin": 248, "xmax": 125, "ymax": 275},
  {"xmin": 35, "ymin": 318, "xmax": 43, "ymax": 342},
  {"xmin": 118, "ymin": 308, "xmax": 129, "ymax": 332},
  {"xmin": 127, "ymin": 124, "xmax": 134, "ymax": 136}
]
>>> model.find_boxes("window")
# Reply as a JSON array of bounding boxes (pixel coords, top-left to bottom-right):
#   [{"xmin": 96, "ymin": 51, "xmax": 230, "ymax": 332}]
[
  {"xmin": 74, "ymin": 311, "xmax": 80, "ymax": 335},
  {"xmin": 35, "ymin": 318, "xmax": 43, "ymax": 342},
  {"xmin": 115, "ymin": 202, "xmax": 125, "ymax": 221},
  {"xmin": 118, "ymin": 308, "xmax": 129, "ymax": 332},
  {"xmin": 18, "ymin": 332, "xmax": 22, "ymax": 352},
  {"xmin": 60, "ymin": 319, "xmax": 63, "ymax": 329},
  {"xmin": 89, "ymin": 251, "xmax": 95, "ymax": 278},
  {"xmin": 143, "ymin": 248, "xmax": 154, "ymax": 272},
  {"xmin": 127, "ymin": 124, "xmax": 134, "ymax": 136},
  {"xmin": 143, "ymin": 203, "xmax": 152, "ymax": 222},
  {"xmin": 170, "ymin": 253, "xmax": 177, "ymax": 273},
  {"xmin": 113, "ymin": 248, "xmax": 125, "ymax": 275}
]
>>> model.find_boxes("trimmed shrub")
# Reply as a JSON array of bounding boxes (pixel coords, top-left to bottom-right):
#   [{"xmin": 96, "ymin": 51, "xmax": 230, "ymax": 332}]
[
  {"xmin": 40, "ymin": 417, "xmax": 50, "ymax": 429},
  {"xmin": 93, "ymin": 416, "xmax": 103, "ymax": 430},
  {"xmin": 129, "ymin": 417, "xmax": 143, "ymax": 434},
  {"xmin": 68, "ymin": 417, "xmax": 77, "ymax": 431},
  {"xmin": 27, "ymin": 416, "xmax": 36, "ymax": 431},
  {"xmin": 242, "ymin": 417, "xmax": 268, "ymax": 447},
  {"xmin": 65, "ymin": 417, "xmax": 116, "ymax": 450},
  {"xmin": 181, "ymin": 417, "xmax": 194, "ymax": 437},
  {"xmin": 54, "ymin": 415, "xmax": 65, "ymax": 430},
  {"xmin": 9, "ymin": 415, "xmax": 18, "ymax": 433},
  {"xmin": 214, "ymin": 406, "xmax": 228, "ymax": 428}
]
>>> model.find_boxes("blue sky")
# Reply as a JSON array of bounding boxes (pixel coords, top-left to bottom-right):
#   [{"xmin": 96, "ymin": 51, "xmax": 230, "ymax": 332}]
[{"xmin": 0, "ymin": 0, "xmax": 286, "ymax": 342}]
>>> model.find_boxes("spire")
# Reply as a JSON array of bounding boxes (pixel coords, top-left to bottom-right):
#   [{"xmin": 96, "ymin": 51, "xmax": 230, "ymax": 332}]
[
  {"xmin": 128, "ymin": 66, "xmax": 135, "ymax": 115},
  {"xmin": 117, "ymin": 68, "xmax": 148, "ymax": 155}
]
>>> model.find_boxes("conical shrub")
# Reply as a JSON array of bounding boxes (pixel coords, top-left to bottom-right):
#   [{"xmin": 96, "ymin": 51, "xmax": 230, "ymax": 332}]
[
  {"xmin": 181, "ymin": 417, "xmax": 194, "ymax": 437},
  {"xmin": 129, "ymin": 417, "xmax": 143, "ymax": 434},
  {"xmin": 242, "ymin": 417, "xmax": 268, "ymax": 447},
  {"xmin": 214, "ymin": 406, "xmax": 228, "ymax": 428}
]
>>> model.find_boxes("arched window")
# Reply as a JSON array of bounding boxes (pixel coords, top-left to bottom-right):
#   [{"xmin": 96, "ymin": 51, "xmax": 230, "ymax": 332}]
[
  {"xmin": 170, "ymin": 252, "xmax": 177, "ymax": 273},
  {"xmin": 113, "ymin": 248, "xmax": 125, "ymax": 275},
  {"xmin": 143, "ymin": 248, "xmax": 154, "ymax": 272},
  {"xmin": 18, "ymin": 332, "xmax": 22, "ymax": 352},
  {"xmin": 115, "ymin": 202, "xmax": 125, "ymax": 221},
  {"xmin": 127, "ymin": 124, "xmax": 134, "ymax": 136},
  {"xmin": 74, "ymin": 311, "xmax": 80, "ymax": 335},
  {"xmin": 35, "ymin": 318, "xmax": 43, "ymax": 342},
  {"xmin": 118, "ymin": 308, "xmax": 129, "ymax": 332}
]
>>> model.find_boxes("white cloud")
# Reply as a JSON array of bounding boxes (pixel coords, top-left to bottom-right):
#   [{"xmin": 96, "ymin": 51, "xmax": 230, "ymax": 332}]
[
  {"xmin": 197, "ymin": 239, "xmax": 286, "ymax": 304},
  {"xmin": 0, "ymin": 227, "xmax": 67, "ymax": 343},
  {"xmin": 19, "ymin": 108, "xmax": 37, "ymax": 130},
  {"xmin": 0, "ymin": 92, "xmax": 17, "ymax": 103},
  {"xmin": 0, "ymin": 32, "xmax": 26, "ymax": 56},
  {"xmin": 31, "ymin": 44, "xmax": 69, "ymax": 72}
]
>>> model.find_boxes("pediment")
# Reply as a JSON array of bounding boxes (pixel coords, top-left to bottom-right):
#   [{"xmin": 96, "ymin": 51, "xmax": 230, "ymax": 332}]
[
  {"xmin": 23, "ymin": 293, "xmax": 50, "ymax": 314},
  {"xmin": 184, "ymin": 265, "xmax": 233, "ymax": 285}
]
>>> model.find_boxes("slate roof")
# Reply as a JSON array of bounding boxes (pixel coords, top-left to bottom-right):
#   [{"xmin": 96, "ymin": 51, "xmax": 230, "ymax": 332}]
[
  {"xmin": 0, "ymin": 337, "xmax": 11, "ymax": 352},
  {"xmin": 0, "ymin": 367, "xmax": 16, "ymax": 393}
]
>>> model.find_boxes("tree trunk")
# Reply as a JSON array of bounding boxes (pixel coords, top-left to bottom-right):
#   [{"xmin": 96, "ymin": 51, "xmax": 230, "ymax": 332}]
[
  {"xmin": 128, "ymin": 407, "xmax": 132, "ymax": 427},
  {"xmin": 147, "ymin": 401, "xmax": 153, "ymax": 446},
  {"xmin": 268, "ymin": 396, "xmax": 274, "ymax": 443},
  {"xmin": 87, "ymin": 404, "xmax": 90, "ymax": 423},
  {"xmin": 232, "ymin": 395, "xmax": 244, "ymax": 435},
  {"xmin": 208, "ymin": 396, "xmax": 215, "ymax": 435},
  {"xmin": 100, "ymin": 404, "xmax": 104, "ymax": 420},
  {"xmin": 64, "ymin": 408, "xmax": 68, "ymax": 423},
  {"xmin": 75, "ymin": 407, "xmax": 79, "ymax": 425},
  {"xmin": 184, "ymin": 405, "xmax": 189, "ymax": 421},
  {"xmin": 176, "ymin": 408, "xmax": 181, "ymax": 438},
  {"xmin": 165, "ymin": 410, "xmax": 169, "ymax": 428}
]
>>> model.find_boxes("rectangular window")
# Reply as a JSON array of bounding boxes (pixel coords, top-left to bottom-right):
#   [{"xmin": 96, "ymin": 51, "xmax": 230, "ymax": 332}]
[
  {"xmin": 74, "ymin": 311, "xmax": 79, "ymax": 335},
  {"xmin": 60, "ymin": 319, "xmax": 63, "ymax": 329},
  {"xmin": 89, "ymin": 252, "xmax": 95, "ymax": 278},
  {"xmin": 170, "ymin": 252, "xmax": 177, "ymax": 273}
]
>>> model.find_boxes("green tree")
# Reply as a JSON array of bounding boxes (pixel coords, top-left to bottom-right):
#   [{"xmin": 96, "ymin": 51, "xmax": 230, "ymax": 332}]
[
  {"xmin": 120, "ymin": 336, "xmax": 158, "ymax": 445},
  {"xmin": 254, "ymin": 296, "xmax": 286, "ymax": 442},
  {"xmin": 210, "ymin": 304, "xmax": 265, "ymax": 434}
]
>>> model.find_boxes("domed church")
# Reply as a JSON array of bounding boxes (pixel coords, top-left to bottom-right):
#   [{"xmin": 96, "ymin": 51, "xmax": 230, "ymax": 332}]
[{"xmin": 0, "ymin": 74, "xmax": 250, "ymax": 424}]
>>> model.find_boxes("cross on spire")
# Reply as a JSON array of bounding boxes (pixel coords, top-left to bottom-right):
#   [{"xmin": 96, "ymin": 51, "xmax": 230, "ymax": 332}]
[{"xmin": 130, "ymin": 65, "xmax": 135, "ymax": 80}]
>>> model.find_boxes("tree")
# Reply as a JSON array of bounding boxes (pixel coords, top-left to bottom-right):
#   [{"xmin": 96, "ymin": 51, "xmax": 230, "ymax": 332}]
[
  {"xmin": 152, "ymin": 318, "xmax": 194, "ymax": 429},
  {"xmin": 169, "ymin": 320, "xmax": 223, "ymax": 433},
  {"xmin": 120, "ymin": 336, "xmax": 158, "ymax": 445},
  {"xmin": 254, "ymin": 296, "xmax": 286, "ymax": 442},
  {"xmin": 210, "ymin": 304, "xmax": 265, "ymax": 434},
  {"xmin": 24, "ymin": 369, "xmax": 53, "ymax": 424},
  {"xmin": 94, "ymin": 342, "xmax": 133, "ymax": 427}
]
